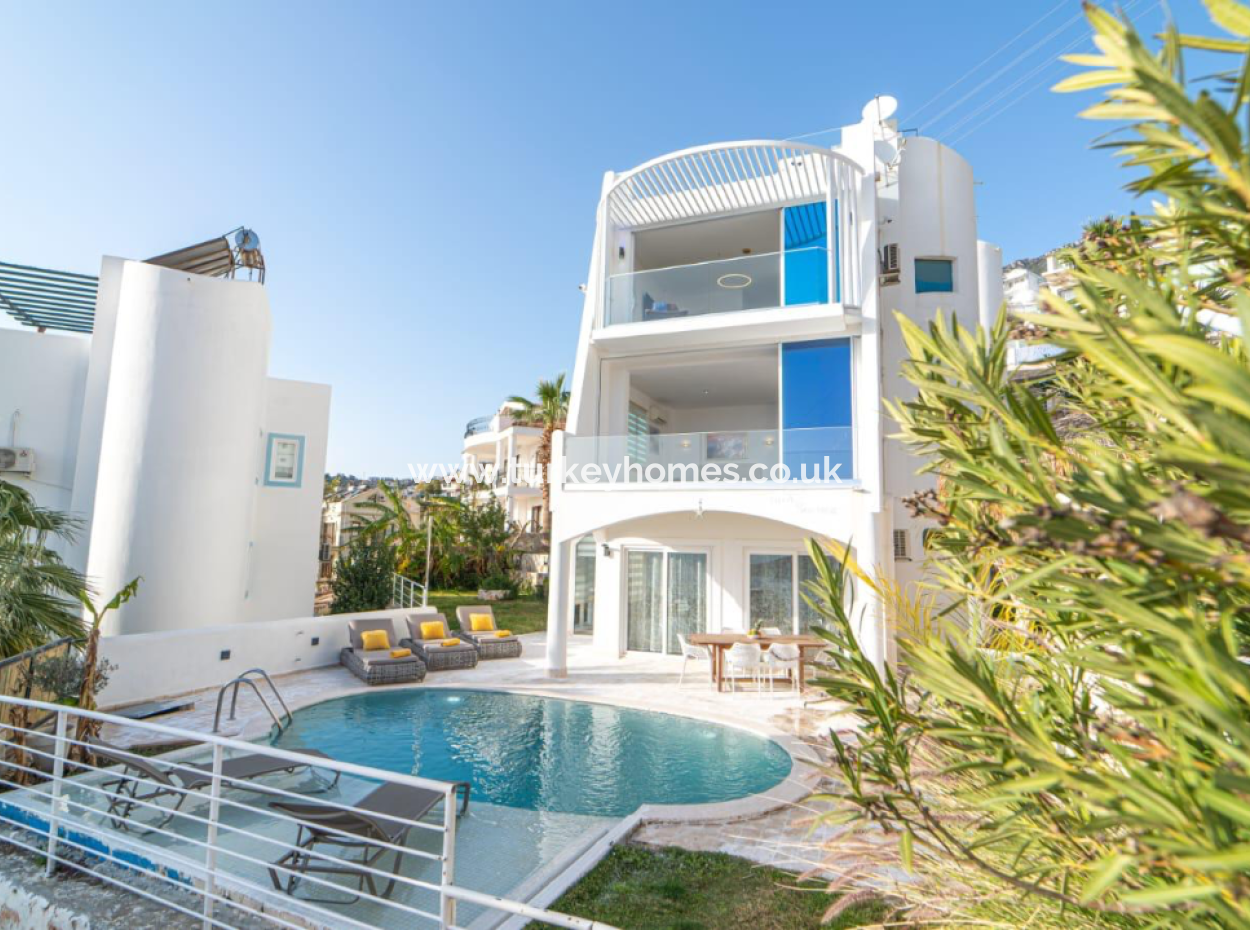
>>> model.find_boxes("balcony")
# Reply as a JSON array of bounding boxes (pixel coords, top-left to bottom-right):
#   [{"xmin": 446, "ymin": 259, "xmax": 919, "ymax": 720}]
[
  {"xmin": 563, "ymin": 426, "xmax": 854, "ymax": 485},
  {"xmin": 464, "ymin": 415, "xmax": 493, "ymax": 438},
  {"xmin": 606, "ymin": 247, "xmax": 832, "ymax": 328}
]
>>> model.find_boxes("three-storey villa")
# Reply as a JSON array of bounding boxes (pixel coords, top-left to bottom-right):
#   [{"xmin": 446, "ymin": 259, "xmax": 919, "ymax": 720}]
[{"xmin": 544, "ymin": 97, "xmax": 1003, "ymax": 674}]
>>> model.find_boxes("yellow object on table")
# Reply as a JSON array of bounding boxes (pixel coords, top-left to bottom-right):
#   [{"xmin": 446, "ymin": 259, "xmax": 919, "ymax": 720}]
[
  {"xmin": 469, "ymin": 613, "xmax": 495, "ymax": 632},
  {"xmin": 389, "ymin": 648, "xmax": 412, "ymax": 659},
  {"xmin": 420, "ymin": 620, "xmax": 447, "ymax": 640},
  {"xmin": 440, "ymin": 638, "xmax": 461, "ymax": 647},
  {"xmin": 360, "ymin": 630, "xmax": 391, "ymax": 651},
  {"xmin": 495, "ymin": 630, "xmax": 512, "ymax": 638}
]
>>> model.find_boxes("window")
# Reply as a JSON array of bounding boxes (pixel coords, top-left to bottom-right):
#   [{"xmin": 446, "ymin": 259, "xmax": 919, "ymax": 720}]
[
  {"xmin": 749, "ymin": 552, "xmax": 823, "ymax": 634},
  {"xmin": 781, "ymin": 339, "xmax": 854, "ymax": 480},
  {"xmin": 893, "ymin": 529, "xmax": 911, "ymax": 560},
  {"xmin": 264, "ymin": 433, "xmax": 305, "ymax": 487},
  {"xmin": 915, "ymin": 258, "xmax": 954, "ymax": 293}
]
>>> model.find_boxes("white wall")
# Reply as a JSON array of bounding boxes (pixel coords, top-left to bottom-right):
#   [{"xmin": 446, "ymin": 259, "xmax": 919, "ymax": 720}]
[
  {"xmin": 0, "ymin": 329, "xmax": 90, "ymax": 521},
  {"xmin": 244, "ymin": 378, "xmax": 333, "ymax": 623},
  {"xmin": 86, "ymin": 262, "xmax": 272, "ymax": 635},
  {"xmin": 97, "ymin": 606, "xmax": 437, "ymax": 707}
]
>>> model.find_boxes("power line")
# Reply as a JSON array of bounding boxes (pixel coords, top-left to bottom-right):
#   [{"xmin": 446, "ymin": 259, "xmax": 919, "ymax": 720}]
[
  {"xmin": 919, "ymin": 8, "xmax": 1089, "ymax": 133},
  {"xmin": 909, "ymin": 0, "xmax": 1071, "ymax": 122},
  {"xmin": 944, "ymin": 0, "xmax": 1159, "ymax": 146}
]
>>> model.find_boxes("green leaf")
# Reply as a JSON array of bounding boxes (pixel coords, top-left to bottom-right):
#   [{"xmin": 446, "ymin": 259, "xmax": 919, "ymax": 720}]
[
  {"xmin": 1078, "ymin": 853, "xmax": 1133, "ymax": 904},
  {"xmin": 1204, "ymin": 0, "xmax": 1250, "ymax": 37},
  {"xmin": 900, "ymin": 828, "xmax": 914, "ymax": 875}
]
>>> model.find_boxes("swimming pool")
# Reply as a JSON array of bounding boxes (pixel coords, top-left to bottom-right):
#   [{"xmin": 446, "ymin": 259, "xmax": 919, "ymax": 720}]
[{"xmin": 270, "ymin": 688, "xmax": 793, "ymax": 817}]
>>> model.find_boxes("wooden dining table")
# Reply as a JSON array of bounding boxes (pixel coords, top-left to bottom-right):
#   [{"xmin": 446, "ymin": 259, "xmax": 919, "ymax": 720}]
[{"xmin": 687, "ymin": 632, "xmax": 826, "ymax": 692}]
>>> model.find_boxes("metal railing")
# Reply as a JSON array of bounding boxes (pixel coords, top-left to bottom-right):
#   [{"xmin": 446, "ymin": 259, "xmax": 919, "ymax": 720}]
[
  {"xmin": 392, "ymin": 573, "xmax": 428, "ymax": 609},
  {"xmin": 212, "ymin": 669, "xmax": 293, "ymax": 734},
  {"xmin": 0, "ymin": 694, "xmax": 615, "ymax": 930}
]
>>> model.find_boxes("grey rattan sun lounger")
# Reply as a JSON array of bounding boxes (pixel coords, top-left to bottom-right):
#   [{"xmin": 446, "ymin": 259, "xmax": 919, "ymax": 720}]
[
  {"xmin": 341, "ymin": 618, "xmax": 427, "ymax": 685},
  {"xmin": 399, "ymin": 613, "xmax": 480, "ymax": 672},
  {"xmin": 454, "ymin": 605, "xmax": 523, "ymax": 660},
  {"xmin": 90, "ymin": 739, "xmax": 340, "ymax": 833},
  {"xmin": 268, "ymin": 779, "xmax": 471, "ymax": 903}
]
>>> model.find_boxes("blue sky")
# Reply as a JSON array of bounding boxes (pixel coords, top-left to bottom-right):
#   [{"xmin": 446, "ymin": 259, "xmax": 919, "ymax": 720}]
[{"xmin": 0, "ymin": 0, "xmax": 1206, "ymax": 475}]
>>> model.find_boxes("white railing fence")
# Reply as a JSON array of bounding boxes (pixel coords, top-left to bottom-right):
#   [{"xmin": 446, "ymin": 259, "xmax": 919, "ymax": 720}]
[
  {"xmin": 392, "ymin": 574, "xmax": 428, "ymax": 610},
  {"xmin": 0, "ymin": 695, "xmax": 614, "ymax": 930}
]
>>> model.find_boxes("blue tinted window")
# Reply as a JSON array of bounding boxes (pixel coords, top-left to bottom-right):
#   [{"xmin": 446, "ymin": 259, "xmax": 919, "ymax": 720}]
[
  {"xmin": 915, "ymin": 258, "xmax": 954, "ymax": 293},
  {"xmin": 783, "ymin": 202, "xmax": 829, "ymax": 306},
  {"xmin": 781, "ymin": 339, "xmax": 853, "ymax": 480}
]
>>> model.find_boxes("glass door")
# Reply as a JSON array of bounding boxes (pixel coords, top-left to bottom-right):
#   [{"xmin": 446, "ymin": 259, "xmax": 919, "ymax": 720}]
[
  {"xmin": 626, "ymin": 549, "xmax": 708, "ymax": 655},
  {"xmin": 749, "ymin": 551, "xmax": 822, "ymax": 633}
]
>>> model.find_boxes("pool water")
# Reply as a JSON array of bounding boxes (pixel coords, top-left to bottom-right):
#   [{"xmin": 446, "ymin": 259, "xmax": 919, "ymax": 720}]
[{"xmin": 271, "ymin": 688, "xmax": 793, "ymax": 816}]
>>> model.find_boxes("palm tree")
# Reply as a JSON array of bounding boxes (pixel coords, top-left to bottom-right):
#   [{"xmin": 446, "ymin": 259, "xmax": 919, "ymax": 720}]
[
  {"xmin": 0, "ymin": 479, "xmax": 88, "ymax": 658},
  {"xmin": 508, "ymin": 373, "xmax": 570, "ymax": 533},
  {"xmin": 352, "ymin": 480, "xmax": 424, "ymax": 575}
]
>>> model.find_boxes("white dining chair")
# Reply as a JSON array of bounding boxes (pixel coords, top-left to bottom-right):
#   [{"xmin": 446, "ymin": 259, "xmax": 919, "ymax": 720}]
[
  {"xmin": 676, "ymin": 633, "xmax": 711, "ymax": 688},
  {"xmin": 725, "ymin": 642, "xmax": 765, "ymax": 694},
  {"xmin": 765, "ymin": 642, "xmax": 802, "ymax": 693}
]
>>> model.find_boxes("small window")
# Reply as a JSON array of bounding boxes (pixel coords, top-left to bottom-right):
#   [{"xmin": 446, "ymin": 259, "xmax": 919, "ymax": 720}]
[
  {"xmin": 265, "ymin": 433, "xmax": 305, "ymax": 487},
  {"xmin": 915, "ymin": 258, "xmax": 954, "ymax": 293},
  {"xmin": 892, "ymin": 529, "xmax": 911, "ymax": 560}
]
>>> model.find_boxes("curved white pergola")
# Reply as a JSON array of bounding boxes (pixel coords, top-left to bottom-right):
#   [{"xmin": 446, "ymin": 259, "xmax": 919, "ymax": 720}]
[{"xmin": 605, "ymin": 140, "xmax": 863, "ymax": 229}]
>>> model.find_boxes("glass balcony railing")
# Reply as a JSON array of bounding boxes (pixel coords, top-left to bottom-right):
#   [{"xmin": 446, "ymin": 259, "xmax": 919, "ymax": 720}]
[
  {"xmin": 563, "ymin": 426, "xmax": 854, "ymax": 484},
  {"xmin": 464, "ymin": 415, "xmax": 493, "ymax": 438},
  {"xmin": 606, "ymin": 248, "xmax": 828, "ymax": 326}
]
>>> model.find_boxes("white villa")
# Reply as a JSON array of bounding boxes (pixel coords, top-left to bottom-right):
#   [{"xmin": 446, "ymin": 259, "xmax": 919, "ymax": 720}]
[
  {"xmin": 543, "ymin": 97, "xmax": 1003, "ymax": 675},
  {"xmin": 461, "ymin": 401, "xmax": 546, "ymax": 531},
  {"xmin": 0, "ymin": 232, "xmax": 330, "ymax": 636}
]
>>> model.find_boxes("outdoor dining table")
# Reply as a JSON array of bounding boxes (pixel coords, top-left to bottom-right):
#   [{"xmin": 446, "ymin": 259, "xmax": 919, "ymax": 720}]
[{"xmin": 687, "ymin": 632, "xmax": 826, "ymax": 692}]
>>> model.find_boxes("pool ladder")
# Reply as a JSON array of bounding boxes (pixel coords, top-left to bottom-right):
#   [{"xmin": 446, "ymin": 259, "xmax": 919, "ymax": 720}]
[{"xmin": 212, "ymin": 668, "xmax": 294, "ymax": 734}]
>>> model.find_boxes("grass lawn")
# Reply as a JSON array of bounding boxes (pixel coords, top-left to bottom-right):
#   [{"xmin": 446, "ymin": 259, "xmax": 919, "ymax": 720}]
[
  {"xmin": 526, "ymin": 845, "xmax": 887, "ymax": 930},
  {"xmin": 427, "ymin": 590, "xmax": 549, "ymax": 635}
]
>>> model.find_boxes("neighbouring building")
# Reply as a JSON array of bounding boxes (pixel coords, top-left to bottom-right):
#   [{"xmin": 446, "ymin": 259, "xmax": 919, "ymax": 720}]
[
  {"xmin": 543, "ymin": 97, "xmax": 1001, "ymax": 674},
  {"xmin": 0, "ymin": 232, "xmax": 331, "ymax": 636},
  {"xmin": 461, "ymin": 401, "xmax": 546, "ymax": 531}
]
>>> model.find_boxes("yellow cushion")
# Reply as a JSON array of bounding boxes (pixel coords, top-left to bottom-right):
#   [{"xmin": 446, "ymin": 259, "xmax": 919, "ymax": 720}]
[
  {"xmin": 469, "ymin": 613, "xmax": 495, "ymax": 632},
  {"xmin": 495, "ymin": 630, "xmax": 512, "ymax": 638},
  {"xmin": 360, "ymin": 630, "xmax": 390, "ymax": 651},
  {"xmin": 420, "ymin": 620, "xmax": 447, "ymax": 641},
  {"xmin": 389, "ymin": 647, "xmax": 412, "ymax": 659},
  {"xmin": 440, "ymin": 638, "xmax": 461, "ymax": 647}
]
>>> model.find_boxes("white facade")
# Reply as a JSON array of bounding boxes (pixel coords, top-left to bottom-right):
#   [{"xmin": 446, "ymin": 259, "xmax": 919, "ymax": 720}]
[
  {"xmin": 461, "ymin": 402, "xmax": 545, "ymax": 530},
  {"xmin": 0, "ymin": 255, "xmax": 331, "ymax": 636},
  {"xmin": 545, "ymin": 98, "xmax": 999, "ymax": 675}
]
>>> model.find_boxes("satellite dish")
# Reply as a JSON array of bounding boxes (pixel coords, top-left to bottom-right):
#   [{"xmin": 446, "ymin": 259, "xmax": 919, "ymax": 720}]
[
  {"xmin": 235, "ymin": 228, "xmax": 260, "ymax": 252},
  {"xmin": 862, "ymin": 95, "xmax": 899, "ymax": 121}
]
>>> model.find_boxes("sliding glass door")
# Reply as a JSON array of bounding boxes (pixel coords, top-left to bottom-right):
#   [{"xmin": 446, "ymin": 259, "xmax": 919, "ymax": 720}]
[
  {"xmin": 748, "ymin": 551, "xmax": 823, "ymax": 633},
  {"xmin": 625, "ymin": 549, "xmax": 708, "ymax": 655}
]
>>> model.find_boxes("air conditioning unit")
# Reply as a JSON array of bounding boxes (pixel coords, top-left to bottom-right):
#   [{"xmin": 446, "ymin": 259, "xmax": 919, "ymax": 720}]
[
  {"xmin": 880, "ymin": 243, "xmax": 901, "ymax": 285},
  {"xmin": 0, "ymin": 447, "xmax": 35, "ymax": 475}
]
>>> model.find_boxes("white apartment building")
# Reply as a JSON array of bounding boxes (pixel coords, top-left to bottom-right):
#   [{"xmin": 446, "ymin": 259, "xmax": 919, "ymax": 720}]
[
  {"xmin": 544, "ymin": 98, "xmax": 1001, "ymax": 674},
  {"xmin": 461, "ymin": 402, "xmax": 546, "ymax": 531},
  {"xmin": 0, "ymin": 232, "xmax": 330, "ymax": 636}
]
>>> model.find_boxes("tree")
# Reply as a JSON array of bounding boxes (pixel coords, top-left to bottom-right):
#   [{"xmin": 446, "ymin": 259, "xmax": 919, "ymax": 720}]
[
  {"xmin": 74, "ymin": 579, "xmax": 140, "ymax": 757},
  {"xmin": 508, "ymin": 372, "xmax": 569, "ymax": 531},
  {"xmin": 806, "ymin": 4, "xmax": 1250, "ymax": 926},
  {"xmin": 330, "ymin": 539, "xmax": 395, "ymax": 613},
  {"xmin": 0, "ymin": 479, "xmax": 88, "ymax": 658},
  {"xmin": 352, "ymin": 480, "xmax": 424, "ymax": 575}
]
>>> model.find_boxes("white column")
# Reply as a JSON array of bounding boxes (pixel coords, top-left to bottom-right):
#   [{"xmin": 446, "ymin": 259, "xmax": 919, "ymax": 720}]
[
  {"xmin": 546, "ymin": 536, "xmax": 572, "ymax": 677},
  {"xmin": 505, "ymin": 430, "xmax": 516, "ymax": 493}
]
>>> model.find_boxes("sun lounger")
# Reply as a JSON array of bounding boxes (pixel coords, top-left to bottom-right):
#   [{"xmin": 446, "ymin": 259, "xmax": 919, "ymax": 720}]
[
  {"xmin": 341, "ymin": 618, "xmax": 427, "ymax": 685},
  {"xmin": 267, "ymin": 779, "xmax": 470, "ymax": 903},
  {"xmin": 454, "ymin": 606, "xmax": 523, "ymax": 660},
  {"xmin": 400, "ymin": 613, "xmax": 480, "ymax": 671},
  {"xmin": 89, "ymin": 738, "xmax": 340, "ymax": 833}
]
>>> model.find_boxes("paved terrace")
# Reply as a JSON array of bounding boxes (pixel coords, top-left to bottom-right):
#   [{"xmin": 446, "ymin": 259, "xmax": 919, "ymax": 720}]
[{"xmin": 101, "ymin": 632, "xmax": 865, "ymax": 877}]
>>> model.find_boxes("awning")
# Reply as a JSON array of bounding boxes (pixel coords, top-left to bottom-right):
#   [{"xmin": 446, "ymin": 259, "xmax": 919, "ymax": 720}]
[{"xmin": 0, "ymin": 261, "xmax": 98, "ymax": 334}]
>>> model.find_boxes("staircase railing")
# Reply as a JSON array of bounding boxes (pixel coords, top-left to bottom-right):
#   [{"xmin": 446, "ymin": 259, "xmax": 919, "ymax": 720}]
[
  {"xmin": 211, "ymin": 668, "xmax": 293, "ymax": 734},
  {"xmin": 392, "ymin": 572, "xmax": 428, "ymax": 609}
]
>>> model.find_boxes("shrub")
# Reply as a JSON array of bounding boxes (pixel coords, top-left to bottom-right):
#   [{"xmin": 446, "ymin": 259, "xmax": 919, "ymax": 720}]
[
  {"xmin": 330, "ymin": 540, "xmax": 395, "ymax": 613},
  {"xmin": 23, "ymin": 652, "xmax": 115, "ymax": 705},
  {"xmin": 806, "ymin": 4, "xmax": 1250, "ymax": 926}
]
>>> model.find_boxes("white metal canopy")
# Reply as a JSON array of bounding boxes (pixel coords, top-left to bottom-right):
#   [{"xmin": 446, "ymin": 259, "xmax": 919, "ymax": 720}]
[{"xmin": 605, "ymin": 141, "xmax": 862, "ymax": 229}]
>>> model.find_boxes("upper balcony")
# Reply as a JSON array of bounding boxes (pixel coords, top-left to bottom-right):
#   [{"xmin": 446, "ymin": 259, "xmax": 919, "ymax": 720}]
[{"xmin": 594, "ymin": 141, "xmax": 864, "ymax": 352}]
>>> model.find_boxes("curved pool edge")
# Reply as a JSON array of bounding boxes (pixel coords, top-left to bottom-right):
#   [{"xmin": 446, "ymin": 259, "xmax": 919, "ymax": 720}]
[{"xmin": 225, "ymin": 671, "xmax": 826, "ymax": 827}]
